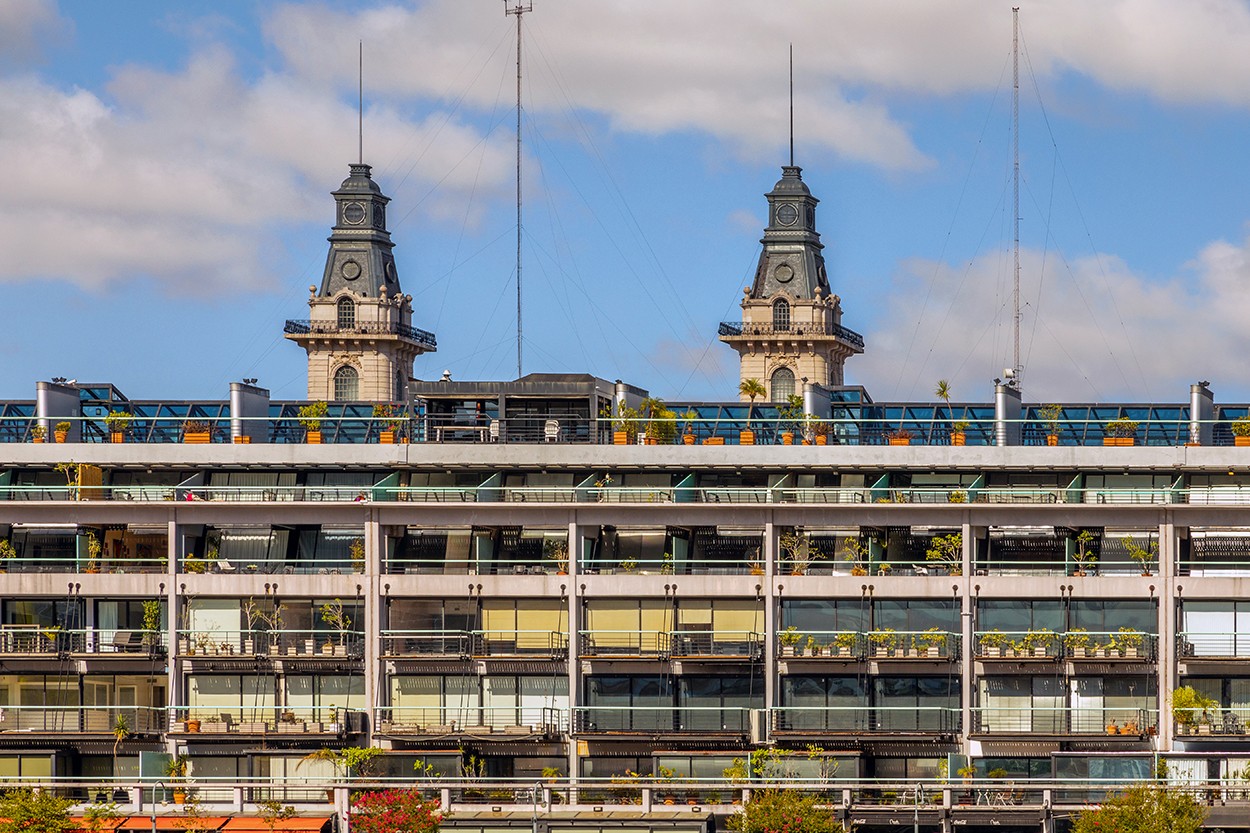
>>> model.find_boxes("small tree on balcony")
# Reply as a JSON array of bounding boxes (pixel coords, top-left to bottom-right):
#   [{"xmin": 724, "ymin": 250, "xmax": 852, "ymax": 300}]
[
  {"xmin": 0, "ymin": 788, "xmax": 74, "ymax": 833},
  {"xmin": 1072, "ymin": 779, "xmax": 1203, "ymax": 833},
  {"xmin": 726, "ymin": 787, "xmax": 843, "ymax": 833}
]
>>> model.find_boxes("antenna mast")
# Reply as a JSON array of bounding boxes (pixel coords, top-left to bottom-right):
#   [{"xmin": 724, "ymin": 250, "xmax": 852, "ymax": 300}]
[
  {"xmin": 1011, "ymin": 7, "xmax": 1021, "ymax": 386},
  {"xmin": 505, "ymin": 0, "xmax": 533, "ymax": 379},
  {"xmin": 789, "ymin": 43, "xmax": 794, "ymax": 166},
  {"xmin": 358, "ymin": 40, "xmax": 364, "ymax": 165}
]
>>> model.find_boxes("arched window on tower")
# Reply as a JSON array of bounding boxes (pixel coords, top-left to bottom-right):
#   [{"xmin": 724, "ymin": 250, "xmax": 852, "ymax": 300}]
[
  {"xmin": 771, "ymin": 367, "xmax": 795, "ymax": 402},
  {"xmin": 773, "ymin": 299, "xmax": 791, "ymax": 332},
  {"xmin": 337, "ymin": 297, "xmax": 356, "ymax": 329},
  {"xmin": 334, "ymin": 365, "xmax": 359, "ymax": 401}
]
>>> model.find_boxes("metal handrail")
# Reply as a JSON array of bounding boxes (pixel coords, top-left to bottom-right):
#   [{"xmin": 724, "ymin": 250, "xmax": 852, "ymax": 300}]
[
  {"xmin": 971, "ymin": 706, "xmax": 1154, "ymax": 735},
  {"xmin": 284, "ymin": 318, "xmax": 436, "ymax": 348},
  {"xmin": 772, "ymin": 705, "xmax": 960, "ymax": 733}
]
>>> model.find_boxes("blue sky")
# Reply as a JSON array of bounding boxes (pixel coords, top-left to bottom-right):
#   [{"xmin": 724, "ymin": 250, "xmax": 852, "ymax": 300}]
[{"xmin": 5, "ymin": 0, "xmax": 1250, "ymax": 405}]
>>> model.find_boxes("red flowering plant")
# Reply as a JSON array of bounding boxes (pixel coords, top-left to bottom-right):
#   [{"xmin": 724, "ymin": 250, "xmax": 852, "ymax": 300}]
[
  {"xmin": 726, "ymin": 788, "xmax": 842, "ymax": 833},
  {"xmin": 349, "ymin": 789, "xmax": 444, "ymax": 833}
]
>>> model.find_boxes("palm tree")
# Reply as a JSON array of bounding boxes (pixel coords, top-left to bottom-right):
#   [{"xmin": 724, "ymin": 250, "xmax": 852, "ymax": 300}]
[
  {"xmin": 935, "ymin": 379, "xmax": 953, "ymax": 444},
  {"xmin": 739, "ymin": 378, "xmax": 766, "ymax": 404},
  {"xmin": 112, "ymin": 713, "xmax": 130, "ymax": 798}
]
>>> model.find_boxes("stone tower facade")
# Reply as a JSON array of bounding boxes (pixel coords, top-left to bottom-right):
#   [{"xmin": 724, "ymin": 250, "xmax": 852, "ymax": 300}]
[
  {"xmin": 718, "ymin": 165, "xmax": 863, "ymax": 401},
  {"xmin": 285, "ymin": 164, "xmax": 436, "ymax": 403}
]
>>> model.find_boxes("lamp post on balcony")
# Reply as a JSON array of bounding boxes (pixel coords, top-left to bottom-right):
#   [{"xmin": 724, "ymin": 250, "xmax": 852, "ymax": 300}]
[{"xmin": 151, "ymin": 780, "xmax": 166, "ymax": 833}]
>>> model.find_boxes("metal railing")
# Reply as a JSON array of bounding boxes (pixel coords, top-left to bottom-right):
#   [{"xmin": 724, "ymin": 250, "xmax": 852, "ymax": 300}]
[
  {"xmin": 667, "ymin": 630, "xmax": 762, "ymax": 658},
  {"xmin": 0, "ymin": 626, "xmax": 166, "ymax": 655},
  {"xmin": 171, "ymin": 706, "xmax": 355, "ymax": 734},
  {"xmin": 374, "ymin": 706, "xmax": 566, "ymax": 735},
  {"xmin": 971, "ymin": 706, "xmax": 1155, "ymax": 735},
  {"xmin": 773, "ymin": 706, "xmax": 960, "ymax": 734},
  {"xmin": 0, "ymin": 705, "xmax": 163, "ymax": 734},
  {"xmin": 578, "ymin": 630, "xmax": 669, "ymax": 657},
  {"xmin": 284, "ymin": 318, "xmax": 437, "ymax": 349},
  {"xmin": 1175, "ymin": 706, "xmax": 1250, "ymax": 735},
  {"xmin": 580, "ymin": 558, "xmax": 759, "ymax": 576},
  {"xmin": 573, "ymin": 706, "xmax": 752, "ymax": 733},
  {"xmin": 175, "ymin": 629, "xmax": 363, "ymax": 659},
  {"xmin": 379, "ymin": 629, "xmax": 567, "ymax": 657},
  {"xmin": 1178, "ymin": 631, "xmax": 1250, "ymax": 658},
  {"xmin": 718, "ymin": 320, "xmax": 866, "ymax": 349}
]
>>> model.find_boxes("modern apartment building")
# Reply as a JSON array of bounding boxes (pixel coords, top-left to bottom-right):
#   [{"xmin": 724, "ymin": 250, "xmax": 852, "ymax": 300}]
[{"xmin": 3, "ymin": 162, "xmax": 1248, "ymax": 833}]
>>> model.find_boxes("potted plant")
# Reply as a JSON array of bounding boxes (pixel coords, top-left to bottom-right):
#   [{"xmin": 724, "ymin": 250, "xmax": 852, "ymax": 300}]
[
  {"xmin": 182, "ymin": 420, "xmax": 212, "ymax": 444},
  {"xmin": 300, "ymin": 746, "xmax": 383, "ymax": 801},
  {"xmin": 925, "ymin": 532, "xmax": 963, "ymax": 575},
  {"xmin": 1172, "ymin": 685, "xmax": 1218, "ymax": 734},
  {"xmin": 164, "ymin": 754, "xmax": 190, "ymax": 803},
  {"xmin": 612, "ymin": 405, "xmax": 639, "ymax": 445},
  {"xmin": 0, "ymin": 539, "xmax": 16, "ymax": 572},
  {"xmin": 1039, "ymin": 403, "xmax": 1063, "ymax": 446},
  {"xmin": 1072, "ymin": 529, "xmax": 1097, "ymax": 576},
  {"xmin": 779, "ymin": 626, "xmax": 802, "ymax": 656},
  {"xmin": 869, "ymin": 628, "xmax": 898, "ymax": 657},
  {"xmin": 1021, "ymin": 628, "xmax": 1054, "ymax": 657},
  {"xmin": 84, "ymin": 531, "xmax": 102, "ymax": 574},
  {"xmin": 1233, "ymin": 415, "xmax": 1250, "ymax": 446},
  {"xmin": 298, "ymin": 401, "xmax": 329, "ymax": 443},
  {"xmin": 1103, "ymin": 417, "xmax": 1140, "ymax": 446},
  {"xmin": 979, "ymin": 629, "xmax": 1007, "ymax": 657},
  {"xmin": 141, "ymin": 598, "xmax": 162, "ymax": 651},
  {"xmin": 948, "ymin": 489, "xmax": 968, "ymax": 503},
  {"xmin": 886, "ymin": 428, "xmax": 912, "ymax": 446},
  {"xmin": 739, "ymin": 379, "xmax": 765, "ymax": 444},
  {"xmin": 935, "ymin": 380, "xmax": 969, "ymax": 445},
  {"xmin": 914, "ymin": 626, "xmax": 946, "ymax": 658},
  {"xmin": 320, "ymin": 598, "xmax": 353, "ymax": 656},
  {"xmin": 1064, "ymin": 628, "xmax": 1091, "ymax": 658},
  {"xmin": 1122, "ymin": 535, "xmax": 1158, "ymax": 576},
  {"xmin": 29, "ymin": 424, "xmax": 46, "ymax": 443},
  {"xmin": 779, "ymin": 530, "xmax": 824, "ymax": 575},
  {"xmin": 1114, "ymin": 627, "xmax": 1145, "ymax": 658},
  {"xmin": 834, "ymin": 631, "xmax": 857, "ymax": 657},
  {"xmin": 103, "ymin": 410, "xmax": 132, "ymax": 443},
  {"xmin": 776, "ymin": 394, "xmax": 804, "ymax": 445},
  {"xmin": 841, "ymin": 537, "xmax": 871, "ymax": 576},
  {"xmin": 544, "ymin": 537, "xmax": 569, "ymax": 574},
  {"xmin": 950, "ymin": 420, "xmax": 970, "ymax": 446},
  {"xmin": 804, "ymin": 635, "xmax": 822, "ymax": 657},
  {"xmin": 54, "ymin": 421, "xmax": 71, "ymax": 443},
  {"xmin": 349, "ymin": 538, "xmax": 365, "ymax": 573},
  {"xmin": 372, "ymin": 402, "xmax": 402, "ymax": 443},
  {"xmin": 680, "ymin": 409, "xmax": 699, "ymax": 445}
]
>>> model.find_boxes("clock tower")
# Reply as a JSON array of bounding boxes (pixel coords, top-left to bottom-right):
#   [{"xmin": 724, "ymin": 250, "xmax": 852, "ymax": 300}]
[
  {"xmin": 718, "ymin": 165, "xmax": 863, "ymax": 400},
  {"xmin": 284, "ymin": 163, "xmax": 436, "ymax": 402}
]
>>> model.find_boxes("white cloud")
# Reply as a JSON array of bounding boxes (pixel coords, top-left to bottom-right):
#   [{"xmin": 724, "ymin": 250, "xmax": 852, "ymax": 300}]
[
  {"xmin": 0, "ymin": 0, "xmax": 67, "ymax": 67},
  {"xmin": 0, "ymin": 45, "xmax": 512, "ymax": 293},
  {"xmin": 853, "ymin": 229, "xmax": 1250, "ymax": 403}
]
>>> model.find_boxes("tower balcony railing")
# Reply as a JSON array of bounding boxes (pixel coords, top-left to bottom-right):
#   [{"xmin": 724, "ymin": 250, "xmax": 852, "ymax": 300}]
[
  {"xmin": 572, "ymin": 706, "xmax": 752, "ymax": 734},
  {"xmin": 718, "ymin": 320, "xmax": 866, "ymax": 349},
  {"xmin": 375, "ymin": 706, "xmax": 567, "ymax": 736},
  {"xmin": 283, "ymin": 318, "xmax": 437, "ymax": 349},
  {"xmin": 772, "ymin": 706, "xmax": 960, "ymax": 735},
  {"xmin": 971, "ymin": 706, "xmax": 1155, "ymax": 737}
]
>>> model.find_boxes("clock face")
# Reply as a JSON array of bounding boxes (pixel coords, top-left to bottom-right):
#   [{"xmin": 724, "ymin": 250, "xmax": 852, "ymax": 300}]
[
  {"xmin": 774, "ymin": 264, "xmax": 794, "ymax": 283},
  {"xmin": 343, "ymin": 203, "xmax": 366, "ymax": 225},
  {"xmin": 341, "ymin": 260, "xmax": 362, "ymax": 280},
  {"xmin": 776, "ymin": 204, "xmax": 798, "ymax": 226},
  {"xmin": 373, "ymin": 204, "xmax": 386, "ymax": 229}
]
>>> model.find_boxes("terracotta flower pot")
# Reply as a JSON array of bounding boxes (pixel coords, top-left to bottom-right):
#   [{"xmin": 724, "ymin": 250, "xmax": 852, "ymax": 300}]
[
  {"xmin": 306, "ymin": 430, "xmax": 323, "ymax": 444},
  {"xmin": 379, "ymin": 430, "xmax": 395, "ymax": 444}
]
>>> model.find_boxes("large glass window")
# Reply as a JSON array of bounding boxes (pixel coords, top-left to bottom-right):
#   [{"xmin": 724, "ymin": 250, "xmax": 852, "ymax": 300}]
[
  {"xmin": 334, "ymin": 365, "xmax": 359, "ymax": 401},
  {"xmin": 771, "ymin": 367, "xmax": 795, "ymax": 402},
  {"xmin": 977, "ymin": 600, "xmax": 1065, "ymax": 633},
  {"xmin": 875, "ymin": 600, "xmax": 960, "ymax": 631},
  {"xmin": 772, "ymin": 299, "xmax": 790, "ymax": 331},
  {"xmin": 781, "ymin": 600, "xmax": 869, "ymax": 633},
  {"xmin": 336, "ymin": 297, "xmax": 356, "ymax": 329}
]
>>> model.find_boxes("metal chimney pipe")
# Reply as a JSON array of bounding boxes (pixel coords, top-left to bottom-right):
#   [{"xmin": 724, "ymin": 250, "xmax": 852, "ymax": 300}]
[
  {"xmin": 994, "ymin": 383, "xmax": 1022, "ymax": 447},
  {"xmin": 1190, "ymin": 381, "xmax": 1213, "ymax": 446}
]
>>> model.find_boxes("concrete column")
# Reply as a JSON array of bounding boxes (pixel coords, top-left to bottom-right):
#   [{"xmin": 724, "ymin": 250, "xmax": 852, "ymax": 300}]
[
  {"xmin": 960, "ymin": 523, "xmax": 974, "ymax": 748},
  {"xmin": 1158, "ymin": 515, "xmax": 1176, "ymax": 749},
  {"xmin": 166, "ymin": 518, "xmax": 180, "ymax": 744},
  {"xmin": 363, "ymin": 509, "xmax": 381, "ymax": 740},
  {"xmin": 763, "ymin": 520, "xmax": 777, "ymax": 715},
  {"xmin": 567, "ymin": 521, "xmax": 581, "ymax": 788}
]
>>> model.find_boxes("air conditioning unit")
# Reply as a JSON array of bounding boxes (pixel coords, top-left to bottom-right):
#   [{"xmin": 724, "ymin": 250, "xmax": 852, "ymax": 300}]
[{"xmin": 749, "ymin": 709, "xmax": 770, "ymax": 745}]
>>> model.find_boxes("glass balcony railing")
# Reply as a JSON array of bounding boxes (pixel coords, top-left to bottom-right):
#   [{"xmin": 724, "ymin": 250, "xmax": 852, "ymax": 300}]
[
  {"xmin": 374, "ymin": 706, "xmax": 567, "ymax": 735},
  {"xmin": 970, "ymin": 706, "xmax": 1155, "ymax": 736},
  {"xmin": 572, "ymin": 706, "xmax": 752, "ymax": 734},
  {"xmin": 174, "ymin": 629, "xmax": 363, "ymax": 658},
  {"xmin": 973, "ymin": 630, "xmax": 1156, "ymax": 660},
  {"xmin": 379, "ymin": 630, "xmax": 568, "ymax": 657},
  {"xmin": 578, "ymin": 630, "xmax": 669, "ymax": 657},
  {"xmin": 772, "ymin": 706, "xmax": 960, "ymax": 734}
]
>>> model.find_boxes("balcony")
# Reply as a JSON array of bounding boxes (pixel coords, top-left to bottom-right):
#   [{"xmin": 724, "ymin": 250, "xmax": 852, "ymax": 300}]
[
  {"xmin": 970, "ymin": 707, "xmax": 1155, "ymax": 738},
  {"xmin": 777, "ymin": 630, "xmax": 960, "ymax": 661},
  {"xmin": 973, "ymin": 630, "xmax": 1156, "ymax": 661},
  {"xmin": 284, "ymin": 318, "xmax": 437, "ymax": 349},
  {"xmin": 772, "ymin": 706, "xmax": 960, "ymax": 737},
  {"xmin": 578, "ymin": 630, "xmax": 668, "ymax": 659},
  {"xmin": 0, "ymin": 626, "xmax": 166, "ymax": 656},
  {"xmin": 572, "ymin": 706, "xmax": 751, "ymax": 735},
  {"xmin": 718, "ymin": 320, "xmax": 865, "ymax": 349},
  {"xmin": 668, "ymin": 631, "xmax": 762, "ymax": 660},
  {"xmin": 1175, "ymin": 706, "xmax": 1250, "ymax": 737},
  {"xmin": 379, "ymin": 630, "xmax": 568, "ymax": 659},
  {"xmin": 1178, "ymin": 631, "xmax": 1250, "ymax": 659},
  {"xmin": 176, "ymin": 630, "xmax": 363, "ymax": 659},
  {"xmin": 0, "ymin": 705, "xmax": 163, "ymax": 735},
  {"xmin": 374, "ymin": 706, "xmax": 567, "ymax": 737},
  {"xmin": 171, "ymin": 706, "xmax": 358, "ymax": 735}
]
